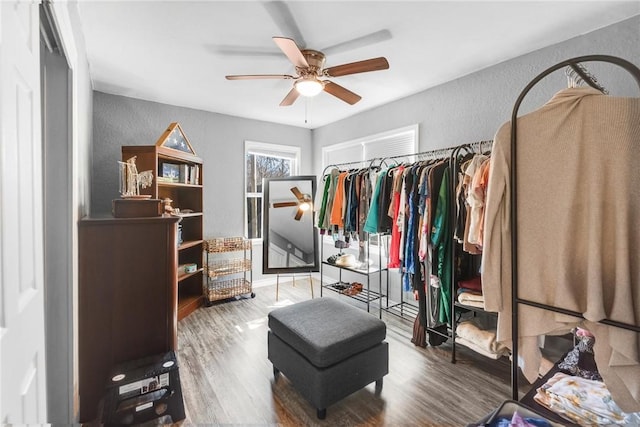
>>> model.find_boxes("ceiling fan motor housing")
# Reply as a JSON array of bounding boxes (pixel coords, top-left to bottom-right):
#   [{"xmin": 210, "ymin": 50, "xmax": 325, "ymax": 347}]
[{"xmin": 299, "ymin": 49, "xmax": 326, "ymax": 76}]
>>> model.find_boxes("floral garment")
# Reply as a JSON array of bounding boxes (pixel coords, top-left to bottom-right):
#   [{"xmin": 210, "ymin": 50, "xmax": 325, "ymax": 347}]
[{"xmin": 534, "ymin": 373, "xmax": 640, "ymax": 425}]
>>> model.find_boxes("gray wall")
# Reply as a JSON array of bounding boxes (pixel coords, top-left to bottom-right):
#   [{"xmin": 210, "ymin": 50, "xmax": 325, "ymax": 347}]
[
  {"xmin": 91, "ymin": 93, "xmax": 312, "ymax": 281},
  {"xmin": 91, "ymin": 15, "xmax": 639, "ymax": 292},
  {"xmin": 92, "ymin": 92, "xmax": 312, "ymax": 234},
  {"xmin": 313, "ymin": 15, "xmax": 640, "ymax": 303},
  {"xmin": 312, "ymin": 15, "xmax": 640, "ymax": 173}
]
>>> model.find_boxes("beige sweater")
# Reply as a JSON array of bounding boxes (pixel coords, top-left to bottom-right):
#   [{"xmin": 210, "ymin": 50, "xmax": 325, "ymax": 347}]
[{"xmin": 482, "ymin": 87, "xmax": 640, "ymax": 411}]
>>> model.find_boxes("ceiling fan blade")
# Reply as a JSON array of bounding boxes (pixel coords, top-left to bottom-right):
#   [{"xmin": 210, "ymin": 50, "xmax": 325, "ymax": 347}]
[
  {"xmin": 273, "ymin": 37, "xmax": 309, "ymax": 69},
  {"xmin": 226, "ymin": 74, "xmax": 296, "ymax": 80},
  {"xmin": 279, "ymin": 88, "xmax": 300, "ymax": 106},
  {"xmin": 290, "ymin": 186, "xmax": 304, "ymax": 201},
  {"xmin": 263, "ymin": 1, "xmax": 306, "ymax": 49},
  {"xmin": 324, "ymin": 57, "xmax": 389, "ymax": 77},
  {"xmin": 273, "ymin": 201, "xmax": 298, "ymax": 208},
  {"xmin": 322, "ymin": 30, "xmax": 392, "ymax": 56},
  {"xmin": 323, "ymin": 81, "xmax": 362, "ymax": 105},
  {"xmin": 294, "ymin": 208, "xmax": 304, "ymax": 221}
]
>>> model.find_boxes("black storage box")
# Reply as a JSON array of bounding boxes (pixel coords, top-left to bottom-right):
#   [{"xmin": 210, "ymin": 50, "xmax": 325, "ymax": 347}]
[{"xmin": 102, "ymin": 351, "xmax": 185, "ymax": 425}]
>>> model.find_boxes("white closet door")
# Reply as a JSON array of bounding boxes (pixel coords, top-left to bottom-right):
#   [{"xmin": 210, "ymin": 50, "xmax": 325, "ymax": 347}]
[{"xmin": 0, "ymin": 1, "xmax": 47, "ymax": 423}]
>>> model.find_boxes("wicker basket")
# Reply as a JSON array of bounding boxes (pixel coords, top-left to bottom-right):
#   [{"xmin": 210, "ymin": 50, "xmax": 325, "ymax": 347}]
[
  {"xmin": 206, "ymin": 278, "xmax": 252, "ymax": 302},
  {"xmin": 205, "ymin": 237, "xmax": 250, "ymax": 253},
  {"xmin": 207, "ymin": 258, "xmax": 251, "ymax": 279}
]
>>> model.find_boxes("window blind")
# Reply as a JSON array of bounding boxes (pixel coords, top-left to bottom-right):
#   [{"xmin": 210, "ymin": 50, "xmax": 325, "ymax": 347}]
[{"xmin": 321, "ymin": 125, "xmax": 418, "ymax": 170}]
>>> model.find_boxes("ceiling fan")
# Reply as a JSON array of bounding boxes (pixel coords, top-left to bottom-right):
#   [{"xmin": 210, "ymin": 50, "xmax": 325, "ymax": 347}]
[
  {"xmin": 272, "ymin": 186, "xmax": 312, "ymax": 221},
  {"xmin": 225, "ymin": 36, "xmax": 389, "ymax": 106}
]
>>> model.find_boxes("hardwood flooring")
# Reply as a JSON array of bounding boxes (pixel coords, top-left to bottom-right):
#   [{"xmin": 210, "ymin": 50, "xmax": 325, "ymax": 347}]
[{"xmin": 176, "ymin": 280, "xmax": 515, "ymax": 426}]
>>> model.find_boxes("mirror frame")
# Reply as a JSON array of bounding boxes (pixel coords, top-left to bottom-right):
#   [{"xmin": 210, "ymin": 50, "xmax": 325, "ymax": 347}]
[{"xmin": 262, "ymin": 175, "xmax": 319, "ymax": 274}]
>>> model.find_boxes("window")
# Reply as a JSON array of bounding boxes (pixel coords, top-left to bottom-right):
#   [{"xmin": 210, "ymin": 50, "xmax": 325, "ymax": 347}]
[
  {"xmin": 321, "ymin": 124, "xmax": 418, "ymax": 171},
  {"xmin": 245, "ymin": 141, "xmax": 300, "ymax": 239}
]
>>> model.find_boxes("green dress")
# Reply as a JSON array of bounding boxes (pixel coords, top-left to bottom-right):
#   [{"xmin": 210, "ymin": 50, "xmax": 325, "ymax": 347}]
[{"xmin": 430, "ymin": 167, "xmax": 451, "ymax": 324}]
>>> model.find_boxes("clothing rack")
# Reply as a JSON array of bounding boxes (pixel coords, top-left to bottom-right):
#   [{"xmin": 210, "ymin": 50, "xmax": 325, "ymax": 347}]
[
  {"xmin": 509, "ymin": 55, "xmax": 640, "ymax": 401},
  {"xmin": 448, "ymin": 141, "xmax": 493, "ymax": 363},
  {"xmin": 377, "ymin": 147, "xmax": 458, "ymax": 327},
  {"xmin": 376, "ymin": 142, "xmax": 495, "ymax": 353},
  {"xmin": 318, "ymin": 157, "xmax": 390, "ymax": 316}
]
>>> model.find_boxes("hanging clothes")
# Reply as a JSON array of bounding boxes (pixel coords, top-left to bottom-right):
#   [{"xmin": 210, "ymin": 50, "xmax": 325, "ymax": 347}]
[
  {"xmin": 388, "ymin": 166, "xmax": 405, "ymax": 268},
  {"xmin": 363, "ymin": 170, "xmax": 387, "ymax": 234},
  {"xmin": 430, "ymin": 167, "xmax": 451, "ymax": 324},
  {"xmin": 316, "ymin": 171, "xmax": 333, "ymax": 233},
  {"xmin": 330, "ymin": 171, "xmax": 348, "ymax": 228},
  {"xmin": 320, "ymin": 169, "xmax": 340, "ymax": 231},
  {"xmin": 483, "ymin": 87, "xmax": 640, "ymax": 412}
]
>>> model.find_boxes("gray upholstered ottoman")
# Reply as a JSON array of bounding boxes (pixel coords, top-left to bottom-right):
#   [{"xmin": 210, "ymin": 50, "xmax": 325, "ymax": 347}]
[{"xmin": 268, "ymin": 297, "xmax": 388, "ymax": 420}]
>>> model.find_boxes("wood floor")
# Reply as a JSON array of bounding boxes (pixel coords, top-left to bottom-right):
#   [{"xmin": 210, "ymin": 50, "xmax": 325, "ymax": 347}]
[{"xmin": 176, "ymin": 280, "xmax": 515, "ymax": 426}]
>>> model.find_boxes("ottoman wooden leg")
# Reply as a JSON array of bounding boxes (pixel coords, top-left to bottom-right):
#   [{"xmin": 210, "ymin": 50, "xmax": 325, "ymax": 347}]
[
  {"xmin": 317, "ymin": 408, "xmax": 326, "ymax": 420},
  {"xmin": 375, "ymin": 378, "xmax": 383, "ymax": 395}
]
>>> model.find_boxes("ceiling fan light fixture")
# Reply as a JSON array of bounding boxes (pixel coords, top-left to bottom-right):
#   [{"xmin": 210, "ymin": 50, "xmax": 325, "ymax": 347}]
[
  {"xmin": 294, "ymin": 77, "xmax": 324, "ymax": 97},
  {"xmin": 299, "ymin": 201, "xmax": 311, "ymax": 211}
]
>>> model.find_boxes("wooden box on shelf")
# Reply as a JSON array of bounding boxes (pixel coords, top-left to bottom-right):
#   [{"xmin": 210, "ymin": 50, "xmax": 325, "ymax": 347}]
[
  {"xmin": 112, "ymin": 198, "xmax": 162, "ymax": 218},
  {"xmin": 122, "ymin": 122, "xmax": 205, "ymax": 320}
]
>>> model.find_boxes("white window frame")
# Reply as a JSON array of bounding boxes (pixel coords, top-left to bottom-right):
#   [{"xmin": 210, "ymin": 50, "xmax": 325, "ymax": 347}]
[{"xmin": 244, "ymin": 141, "xmax": 301, "ymax": 241}]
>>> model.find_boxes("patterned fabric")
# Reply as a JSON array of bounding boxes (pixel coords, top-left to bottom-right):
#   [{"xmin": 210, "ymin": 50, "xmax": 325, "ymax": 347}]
[
  {"xmin": 534, "ymin": 373, "xmax": 640, "ymax": 425},
  {"xmin": 557, "ymin": 335, "xmax": 602, "ymax": 381}
]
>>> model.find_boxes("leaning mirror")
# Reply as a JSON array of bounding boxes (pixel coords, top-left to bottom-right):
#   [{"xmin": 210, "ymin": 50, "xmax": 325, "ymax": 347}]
[{"xmin": 263, "ymin": 176, "xmax": 319, "ymax": 274}]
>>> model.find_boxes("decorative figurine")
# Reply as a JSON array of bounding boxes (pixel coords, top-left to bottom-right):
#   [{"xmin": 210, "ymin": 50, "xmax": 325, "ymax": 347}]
[
  {"xmin": 118, "ymin": 156, "xmax": 153, "ymax": 198},
  {"xmin": 162, "ymin": 198, "xmax": 174, "ymax": 214}
]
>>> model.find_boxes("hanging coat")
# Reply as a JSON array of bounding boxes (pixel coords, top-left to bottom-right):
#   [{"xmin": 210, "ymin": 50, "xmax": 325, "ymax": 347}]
[{"xmin": 431, "ymin": 167, "xmax": 451, "ymax": 324}]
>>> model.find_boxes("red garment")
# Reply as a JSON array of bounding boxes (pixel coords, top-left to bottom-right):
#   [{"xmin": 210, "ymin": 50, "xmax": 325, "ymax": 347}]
[
  {"xmin": 388, "ymin": 166, "xmax": 404, "ymax": 268},
  {"xmin": 457, "ymin": 275, "xmax": 482, "ymax": 292},
  {"xmin": 388, "ymin": 190, "xmax": 402, "ymax": 267}
]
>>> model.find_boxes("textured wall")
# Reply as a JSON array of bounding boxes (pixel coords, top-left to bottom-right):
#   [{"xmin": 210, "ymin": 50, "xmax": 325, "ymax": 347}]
[
  {"xmin": 92, "ymin": 92, "xmax": 312, "ymax": 239},
  {"xmin": 312, "ymin": 15, "xmax": 640, "ymax": 302},
  {"xmin": 311, "ymin": 15, "xmax": 640, "ymax": 173},
  {"xmin": 92, "ymin": 15, "xmax": 639, "ymax": 289}
]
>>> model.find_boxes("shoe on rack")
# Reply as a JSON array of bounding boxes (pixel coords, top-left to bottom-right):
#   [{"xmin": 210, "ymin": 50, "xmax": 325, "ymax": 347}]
[
  {"xmin": 327, "ymin": 254, "xmax": 339, "ymax": 265},
  {"xmin": 332, "ymin": 282, "xmax": 349, "ymax": 291},
  {"xmin": 335, "ymin": 254, "xmax": 356, "ymax": 268},
  {"xmin": 344, "ymin": 282, "xmax": 363, "ymax": 296}
]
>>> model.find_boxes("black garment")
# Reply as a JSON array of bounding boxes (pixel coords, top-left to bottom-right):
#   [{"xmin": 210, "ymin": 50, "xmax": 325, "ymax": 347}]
[
  {"xmin": 428, "ymin": 162, "xmax": 448, "ymax": 247},
  {"xmin": 427, "ymin": 324, "xmax": 449, "ymax": 346},
  {"xmin": 377, "ymin": 171, "xmax": 394, "ymax": 234}
]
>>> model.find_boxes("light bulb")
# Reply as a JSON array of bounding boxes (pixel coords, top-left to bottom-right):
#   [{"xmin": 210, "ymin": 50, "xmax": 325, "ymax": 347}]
[
  {"xmin": 299, "ymin": 202, "xmax": 311, "ymax": 211},
  {"xmin": 295, "ymin": 78, "xmax": 324, "ymax": 97}
]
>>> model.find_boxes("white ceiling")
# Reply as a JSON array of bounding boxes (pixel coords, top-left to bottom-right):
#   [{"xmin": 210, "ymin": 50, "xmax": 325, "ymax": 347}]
[{"xmin": 76, "ymin": 1, "xmax": 640, "ymax": 129}]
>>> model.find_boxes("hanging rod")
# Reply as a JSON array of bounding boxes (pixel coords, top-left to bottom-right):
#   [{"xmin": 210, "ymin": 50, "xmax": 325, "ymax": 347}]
[
  {"xmin": 566, "ymin": 63, "xmax": 609, "ymax": 94},
  {"xmin": 320, "ymin": 158, "xmax": 382, "ymax": 178},
  {"xmin": 379, "ymin": 140, "xmax": 493, "ymax": 168},
  {"xmin": 321, "ymin": 140, "xmax": 494, "ymax": 178}
]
